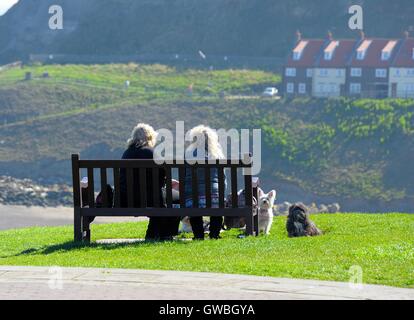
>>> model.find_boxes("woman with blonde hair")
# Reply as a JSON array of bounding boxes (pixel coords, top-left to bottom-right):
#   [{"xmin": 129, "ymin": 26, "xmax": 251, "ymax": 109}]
[
  {"xmin": 184, "ymin": 125, "xmax": 227, "ymax": 240},
  {"xmin": 120, "ymin": 123, "xmax": 180, "ymax": 240}
]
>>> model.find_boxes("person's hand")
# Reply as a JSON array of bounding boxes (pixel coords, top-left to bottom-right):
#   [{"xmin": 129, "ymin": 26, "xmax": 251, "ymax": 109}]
[{"xmin": 172, "ymin": 179, "xmax": 180, "ymax": 191}]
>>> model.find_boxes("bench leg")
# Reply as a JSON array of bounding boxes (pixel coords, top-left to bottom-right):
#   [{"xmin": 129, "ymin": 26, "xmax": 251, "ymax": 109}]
[
  {"xmin": 82, "ymin": 216, "xmax": 91, "ymax": 243},
  {"xmin": 245, "ymin": 212, "xmax": 255, "ymax": 236},
  {"xmin": 74, "ymin": 208, "xmax": 82, "ymax": 242},
  {"xmin": 254, "ymin": 209, "xmax": 259, "ymax": 236}
]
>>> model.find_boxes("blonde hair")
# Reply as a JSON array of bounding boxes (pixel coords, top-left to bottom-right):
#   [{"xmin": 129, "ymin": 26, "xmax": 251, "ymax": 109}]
[
  {"xmin": 127, "ymin": 123, "xmax": 158, "ymax": 148},
  {"xmin": 187, "ymin": 125, "xmax": 225, "ymax": 160}
]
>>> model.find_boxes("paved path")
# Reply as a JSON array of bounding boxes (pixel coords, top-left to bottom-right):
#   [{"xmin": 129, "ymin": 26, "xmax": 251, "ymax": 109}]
[
  {"xmin": 0, "ymin": 266, "xmax": 412, "ymax": 300},
  {"xmin": 0, "ymin": 205, "xmax": 141, "ymax": 230}
]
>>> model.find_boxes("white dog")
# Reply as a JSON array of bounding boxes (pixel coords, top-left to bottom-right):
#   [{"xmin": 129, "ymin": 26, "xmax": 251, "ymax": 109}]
[
  {"xmin": 179, "ymin": 217, "xmax": 211, "ymax": 234},
  {"xmin": 258, "ymin": 190, "xmax": 276, "ymax": 235}
]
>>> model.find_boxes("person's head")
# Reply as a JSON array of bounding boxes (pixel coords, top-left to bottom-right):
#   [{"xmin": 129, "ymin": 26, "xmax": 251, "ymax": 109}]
[
  {"xmin": 127, "ymin": 123, "xmax": 158, "ymax": 148},
  {"xmin": 187, "ymin": 125, "xmax": 225, "ymax": 160}
]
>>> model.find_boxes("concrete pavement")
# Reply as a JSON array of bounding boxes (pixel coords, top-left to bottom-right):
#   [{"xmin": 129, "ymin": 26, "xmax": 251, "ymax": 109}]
[
  {"xmin": 0, "ymin": 266, "xmax": 412, "ymax": 300},
  {"xmin": 0, "ymin": 204, "xmax": 141, "ymax": 230}
]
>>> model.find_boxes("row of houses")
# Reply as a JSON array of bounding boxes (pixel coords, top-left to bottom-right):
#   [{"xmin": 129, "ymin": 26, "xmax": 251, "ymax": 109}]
[{"xmin": 282, "ymin": 31, "xmax": 414, "ymax": 99}]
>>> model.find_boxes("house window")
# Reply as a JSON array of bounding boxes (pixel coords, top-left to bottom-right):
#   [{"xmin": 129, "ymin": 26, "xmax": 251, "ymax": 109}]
[
  {"xmin": 316, "ymin": 83, "xmax": 324, "ymax": 93},
  {"xmin": 319, "ymin": 69, "xmax": 328, "ymax": 77},
  {"xmin": 336, "ymin": 69, "xmax": 344, "ymax": 77},
  {"xmin": 395, "ymin": 69, "xmax": 401, "ymax": 77},
  {"xmin": 286, "ymin": 83, "xmax": 294, "ymax": 93},
  {"xmin": 298, "ymin": 83, "xmax": 306, "ymax": 94},
  {"xmin": 406, "ymin": 69, "xmax": 414, "ymax": 77},
  {"xmin": 357, "ymin": 51, "xmax": 365, "ymax": 60},
  {"xmin": 306, "ymin": 69, "xmax": 313, "ymax": 78},
  {"xmin": 285, "ymin": 68, "xmax": 296, "ymax": 77},
  {"xmin": 412, "ymin": 48, "xmax": 414, "ymax": 60},
  {"xmin": 375, "ymin": 69, "xmax": 387, "ymax": 78},
  {"xmin": 324, "ymin": 52, "xmax": 333, "ymax": 61},
  {"xmin": 293, "ymin": 52, "xmax": 301, "ymax": 61},
  {"xmin": 350, "ymin": 68, "xmax": 362, "ymax": 77},
  {"xmin": 404, "ymin": 84, "xmax": 414, "ymax": 97},
  {"xmin": 381, "ymin": 52, "xmax": 390, "ymax": 61},
  {"xmin": 350, "ymin": 83, "xmax": 361, "ymax": 94}
]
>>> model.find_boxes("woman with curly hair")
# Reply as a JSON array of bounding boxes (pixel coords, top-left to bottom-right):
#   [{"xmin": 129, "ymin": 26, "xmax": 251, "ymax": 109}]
[{"xmin": 184, "ymin": 125, "xmax": 227, "ymax": 240}]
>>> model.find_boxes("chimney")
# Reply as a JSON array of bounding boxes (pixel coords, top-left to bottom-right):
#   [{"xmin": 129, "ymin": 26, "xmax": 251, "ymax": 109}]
[
  {"xmin": 327, "ymin": 31, "xmax": 333, "ymax": 41},
  {"xmin": 296, "ymin": 30, "xmax": 302, "ymax": 42}
]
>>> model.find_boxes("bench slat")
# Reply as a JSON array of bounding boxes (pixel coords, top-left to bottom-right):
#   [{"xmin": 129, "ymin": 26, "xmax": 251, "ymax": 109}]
[
  {"xmin": 100, "ymin": 168, "xmax": 108, "ymax": 208},
  {"xmin": 127, "ymin": 168, "xmax": 134, "ymax": 208},
  {"xmin": 87, "ymin": 168, "xmax": 95, "ymax": 208},
  {"xmin": 152, "ymin": 168, "xmax": 160, "ymax": 208},
  {"xmin": 139, "ymin": 168, "xmax": 147, "ymax": 208},
  {"xmin": 205, "ymin": 167, "xmax": 211, "ymax": 208},
  {"xmin": 78, "ymin": 159, "xmax": 252, "ymax": 169},
  {"xmin": 113, "ymin": 167, "xmax": 121, "ymax": 208},
  {"xmin": 191, "ymin": 167, "xmax": 199, "ymax": 208},
  {"xmin": 165, "ymin": 167, "xmax": 173, "ymax": 208},
  {"xmin": 81, "ymin": 207, "xmax": 251, "ymax": 217},
  {"xmin": 231, "ymin": 167, "xmax": 238, "ymax": 208},
  {"xmin": 244, "ymin": 174, "xmax": 253, "ymax": 207},
  {"xmin": 218, "ymin": 167, "xmax": 225, "ymax": 208},
  {"xmin": 179, "ymin": 167, "xmax": 185, "ymax": 208}
]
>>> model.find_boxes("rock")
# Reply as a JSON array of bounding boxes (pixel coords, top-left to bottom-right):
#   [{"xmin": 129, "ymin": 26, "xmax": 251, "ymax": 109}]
[
  {"xmin": 318, "ymin": 204, "xmax": 329, "ymax": 213},
  {"xmin": 0, "ymin": 175, "xmax": 73, "ymax": 207},
  {"xmin": 328, "ymin": 203, "xmax": 341, "ymax": 213},
  {"xmin": 308, "ymin": 203, "xmax": 319, "ymax": 214},
  {"xmin": 275, "ymin": 202, "xmax": 291, "ymax": 215}
]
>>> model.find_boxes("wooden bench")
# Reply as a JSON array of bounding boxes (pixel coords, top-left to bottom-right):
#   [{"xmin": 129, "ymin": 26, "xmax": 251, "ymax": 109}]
[{"xmin": 71, "ymin": 154, "xmax": 259, "ymax": 242}]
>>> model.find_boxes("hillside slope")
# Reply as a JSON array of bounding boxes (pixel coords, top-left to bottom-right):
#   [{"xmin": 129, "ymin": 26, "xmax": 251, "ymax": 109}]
[
  {"xmin": 1, "ymin": 0, "xmax": 414, "ymax": 64},
  {"xmin": 1, "ymin": 64, "xmax": 414, "ymax": 211}
]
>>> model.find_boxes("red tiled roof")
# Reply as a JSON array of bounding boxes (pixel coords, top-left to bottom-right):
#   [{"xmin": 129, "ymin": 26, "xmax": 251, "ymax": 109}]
[
  {"xmin": 392, "ymin": 38, "xmax": 414, "ymax": 67},
  {"xmin": 349, "ymin": 38, "xmax": 400, "ymax": 67},
  {"xmin": 285, "ymin": 37, "xmax": 414, "ymax": 69},
  {"xmin": 316, "ymin": 40, "xmax": 356, "ymax": 68},
  {"xmin": 286, "ymin": 39, "xmax": 325, "ymax": 67}
]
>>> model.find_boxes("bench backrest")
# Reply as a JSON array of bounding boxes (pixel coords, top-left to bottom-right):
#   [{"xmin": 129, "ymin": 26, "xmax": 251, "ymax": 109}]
[{"xmin": 71, "ymin": 154, "xmax": 254, "ymax": 216}]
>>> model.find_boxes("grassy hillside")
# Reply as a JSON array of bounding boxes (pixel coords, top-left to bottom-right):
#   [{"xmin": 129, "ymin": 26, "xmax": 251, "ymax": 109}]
[
  {"xmin": 1, "ymin": 64, "xmax": 414, "ymax": 210},
  {"xmin": 1, "ymin": 214, "xmax": 413, "ymax": 288}
]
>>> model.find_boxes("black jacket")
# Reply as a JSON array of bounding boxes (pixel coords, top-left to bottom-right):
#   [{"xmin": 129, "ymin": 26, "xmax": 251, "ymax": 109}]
[{"xmin": 120, "ymin": 145, "xmax": 166, "ymax": 208}]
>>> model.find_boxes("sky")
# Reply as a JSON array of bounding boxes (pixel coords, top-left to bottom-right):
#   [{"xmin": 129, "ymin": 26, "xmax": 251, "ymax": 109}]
[{"xmin": 0, "ymin": 0, "xmax": 19, "ymax": 16}]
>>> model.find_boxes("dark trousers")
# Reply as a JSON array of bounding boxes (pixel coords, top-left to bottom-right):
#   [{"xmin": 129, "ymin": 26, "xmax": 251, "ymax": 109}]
[
  {"xmin": 146, "ymin": 217, "xmax": 181, "ymax": 240},
  {"xmin": 145, "ymin": 189, "xmax": 181, "ymax": 241},
  {"xmin": 190, "ymin": 216, "xmax": 223, "ymax": 239}
]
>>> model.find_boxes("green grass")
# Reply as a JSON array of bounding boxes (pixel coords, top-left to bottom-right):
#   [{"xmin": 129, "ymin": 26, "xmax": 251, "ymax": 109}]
[
  {"xmin": 0, "ymin": 64, "xmax": 280, "ymax": 97},
  {"xmin": 0, "ymin": 214, "xmax": 413, "ymax": 288},
  {"xmin": 0, "ymin": 63, "xmax": 280, "ymax": 129}
]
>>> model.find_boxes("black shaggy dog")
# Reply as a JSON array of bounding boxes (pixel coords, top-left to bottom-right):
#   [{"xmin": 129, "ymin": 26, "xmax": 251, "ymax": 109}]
[{"xmin": 286, "ymin": 203, "xmax": 322, "ymax": 237}]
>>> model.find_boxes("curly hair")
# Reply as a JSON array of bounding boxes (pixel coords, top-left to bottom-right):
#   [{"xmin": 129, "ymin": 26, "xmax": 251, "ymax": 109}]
[
  {"xmin": 186, "ymin": 125, "xmax": 225, "ymax": 160},
  {"xmin": 127, "ymin": 123, "xmax": 158, "ymax": 148}
]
